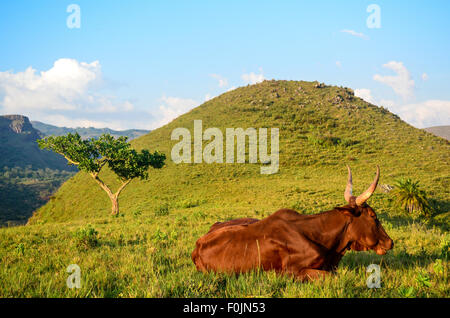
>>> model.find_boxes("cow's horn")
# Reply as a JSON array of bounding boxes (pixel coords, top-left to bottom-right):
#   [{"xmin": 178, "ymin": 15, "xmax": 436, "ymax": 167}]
[
  {"xmin": 355, "ymin": 165, "xmax": 380, "ymax": 206},
  {"xmin": 344, "ymin": 165, "xmax": 354, "ymax": 203}
]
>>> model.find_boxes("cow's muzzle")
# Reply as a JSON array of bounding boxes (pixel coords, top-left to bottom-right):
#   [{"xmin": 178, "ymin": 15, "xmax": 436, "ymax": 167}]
[{"xmin": 375, "ymin": 238, "xmax": 394, "ymax": 255}]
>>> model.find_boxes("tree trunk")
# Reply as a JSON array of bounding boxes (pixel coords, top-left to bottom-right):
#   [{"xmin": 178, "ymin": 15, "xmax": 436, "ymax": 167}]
[
  {"xmin": 90, "ymin": 173, "xmax": 130, "ymax": 217},
  {"xmin": 110, "ymin": 195, "xmax": 119, "ymax": 216}
]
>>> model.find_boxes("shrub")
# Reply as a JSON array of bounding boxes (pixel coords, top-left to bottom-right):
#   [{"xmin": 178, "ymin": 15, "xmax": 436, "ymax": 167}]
[
  {"xmin": 397, "ymin": 286, "xmax": 415, "ymax": 298},
  {"xmin": 193, "ymin": 210, "xmax": 207, "ymax": 219},
  {"xmin": 151, "ymin": 228, "xmax": 177, "ymax": 246},
  {"xmin": 307, "ymin": 133, "xmax": 356, "ymax": 148},
  {"xmin": 391, "ymin": 178, "xmax": 432, "ymax": 217},
  {"xmin": 73, "ymin": 225, "xmax": 99, "ymax": 249},
  {"xmin": 432, "ymin": 259, "xmax": 444, "ymax": 275},
  {"xmin": 308, "ymin": 134, "xmax": 341, "ymax": 147},
  {"xmin": 415, "ymin": 272, "xmax": 431, "ymax": 288},
  {"xmin": 176, "ymin": 215, "xmax": 188, "ymax": 225},
  {"xmin": 177, "ymin": 199, "xmax": 205, "ymax": 209},
  {"xmin": 440, "ymin": 235, "xmax": 449, "ymax": 260},
  {"xmin": 154, "ymin": 203, "xmax": 169, "ymax": 216},
  {"xmin": 16, "ymin": 243, "xmax": 25, "ymax": 256}
]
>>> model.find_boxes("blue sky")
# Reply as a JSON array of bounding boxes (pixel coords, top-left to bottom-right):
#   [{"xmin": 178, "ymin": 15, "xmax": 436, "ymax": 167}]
[{"xmin": 0, "ymin": 0, "xmax": 449, "ymax": 129}]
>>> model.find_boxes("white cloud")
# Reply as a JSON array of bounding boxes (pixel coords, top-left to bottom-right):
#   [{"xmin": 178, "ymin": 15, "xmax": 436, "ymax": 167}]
[
  {"xmin": 373, "ymin": 61, "xmax": 415, "ymax": 100},
  {"xmin": 355, "ymin": 88, "xmax": 375, "ymax": 104},
  {"xmin": 336, "ymin": 61, "xmax": 342, "ymax": 68},
  {"xmin": 355, "ymin": 84, "xmax": 449, "ymax": 127},
  {"xmin": 210, "ymin": 74, "xmax": 228, "ymax": 88},
  {"xmin": 355, "ymin": 63, "xmax": 448, "ymax": 128},
  {"xmin": 356, "ymin": 93, "xmax": 449, "ymax": 128},
  {"xmin": 395, "ymin": 100, "xmax": 450, "ymax": 128},
  {"xmin": 0, "ymin": 58, "xmax": 138, "ymax": 128},
  {"xmin": 42, "ymin": 114, "xmax": 121, "ymax": 129},
  {"xmin": 242, "ymin": 68, "xmax": 265, "ymax": 85},
  {"xmin": 149, "ymin": 96, "xmax": 199, "ymax": 129},
  {"xmin": 341, "ymin": 29, "xmax": 368, "ymax": 39}
]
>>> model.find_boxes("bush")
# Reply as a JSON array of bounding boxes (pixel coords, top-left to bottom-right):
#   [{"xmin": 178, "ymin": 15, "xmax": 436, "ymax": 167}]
[
  {"xmin": 193, "ymin": 210, "xmax": 207, "ymax": 219},
  {"xmin": 397, "ymin": 286, "xmax": 415, "ymax": 298},
  {"xmin": 177, "ymin": 199, "xmax": 205, "ymax": 209},
  {"xmin": 73, "ymin": 225, "xmax": 99, "ymax": 249},
  {"xmin": 307, "ymin": 133, "xmax": 356, "ymax": 148},
  {"xmin": 308, "ymin": 134, "xmax": 341, "ymax": 147},
  {"xmin": 151, "ymin": 228, "xmax": 177, "ymax": 246},
  {"xmin": 154, "ymin": 203, "xmax": 169, "ymax": 216},
  {"xmin": 415, "ymin": 272, "xmax": 431, "ymax": 288},
  {"xmin": 391, "ymin": 178, "xmax": 432, "ymax": 217},
  {"xmin": 16, "ymin": 243, "xmax": 25, "ymax": 256},
  {"xmin": 440, "ymin": 235, "xmax": 449, "ymax": 260}
]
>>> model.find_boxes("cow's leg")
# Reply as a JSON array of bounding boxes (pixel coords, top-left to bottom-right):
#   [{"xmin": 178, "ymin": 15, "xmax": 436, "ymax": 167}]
[
  {"xmin": 280, "ymin": 251, "xmax": 331, "ymax": 282},
  {"xmin": 296, "ymin": 268, "xmax": 331, "ymax": 281}
]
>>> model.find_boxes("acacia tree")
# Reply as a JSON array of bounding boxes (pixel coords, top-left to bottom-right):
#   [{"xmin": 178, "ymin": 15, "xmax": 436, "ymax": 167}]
[{"xmin": 38, "ymin": 133, "xmax": 166, "ymax": 216}]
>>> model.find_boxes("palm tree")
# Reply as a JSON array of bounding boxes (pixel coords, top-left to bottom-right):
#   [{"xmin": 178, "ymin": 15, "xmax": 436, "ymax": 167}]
[{"xmin": 392, "ymin": 178, "xmax": 432, "ymax": 217}]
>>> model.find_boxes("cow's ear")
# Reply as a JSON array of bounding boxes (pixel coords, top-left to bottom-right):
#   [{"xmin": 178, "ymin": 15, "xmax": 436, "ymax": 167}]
[{"xmin": 335, "ymin": 206, "xmax": 361, "ymax": 217}]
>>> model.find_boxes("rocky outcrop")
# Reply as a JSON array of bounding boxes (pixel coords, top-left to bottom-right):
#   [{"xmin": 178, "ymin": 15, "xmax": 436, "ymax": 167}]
[
  {"xmin": 0, "ymin": 114, "xmax": 72, "ymax": 170},
  {"xmin": 0, "ymin": 114, "xmax": 42, "ymax": 140}
]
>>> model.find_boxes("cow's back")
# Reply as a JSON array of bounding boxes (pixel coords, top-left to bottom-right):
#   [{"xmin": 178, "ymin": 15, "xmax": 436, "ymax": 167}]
[
  {"xmin": 191, "ymin": 210, "xmax": 304, "ymax": 273},
  {"xmin": 192, "ymin": 223, "xmax": 262, "ymax": 272},
  {"xmin": 207, "ymin": 218, "xmax": 260, "ymax": 234},
  {"xmin": 192, "ymin": 218, "xmax": 260, "ymax": 272}
]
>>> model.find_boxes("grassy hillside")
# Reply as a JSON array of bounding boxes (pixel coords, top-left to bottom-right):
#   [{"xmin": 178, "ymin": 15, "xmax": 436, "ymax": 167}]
[
  {"xmin": 1, "ymin": 80, "xmax": 448, "ymax": 297},
  {"xmin": 31, "ymin": 121, "xmax": 149, "ymax": 140}
]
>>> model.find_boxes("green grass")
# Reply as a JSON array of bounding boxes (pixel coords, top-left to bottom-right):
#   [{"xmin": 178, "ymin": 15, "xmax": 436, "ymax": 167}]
[
  {"xmin": 0, "ymin": 205, "xmax": 448, "ymax": 297},
  {"xmin": 1, "ymin": 80, "xmax": 449, "ymax": 297}
]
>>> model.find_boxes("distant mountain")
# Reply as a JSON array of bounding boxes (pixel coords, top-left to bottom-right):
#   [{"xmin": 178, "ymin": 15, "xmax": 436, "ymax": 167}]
[
  {"xmin": 424, "ymin": 125, "xmax": 450, "ymax": 141},
  {"xmin": 31, "ymin": 121, "xmax": 149, "ymax": 140},
  {"xmin": 0, "ymin": 115, "xmax": 74, "ymax": 170},
  {"xmin": 0, "ymin": 115, "xmax": 76, "ymax": 226}
]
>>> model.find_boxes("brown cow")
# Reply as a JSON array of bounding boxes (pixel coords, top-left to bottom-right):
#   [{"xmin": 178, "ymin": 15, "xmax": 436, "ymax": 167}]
[{"xmin": 191, "ymin": 166, "xmax": 393, "ymax": 281}]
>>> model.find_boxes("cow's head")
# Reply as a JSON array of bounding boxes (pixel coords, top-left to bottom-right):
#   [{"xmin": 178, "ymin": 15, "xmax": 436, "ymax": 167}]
[{"xmin": 337, "ymin": 166, "xmax": 393, "ymax": 255}]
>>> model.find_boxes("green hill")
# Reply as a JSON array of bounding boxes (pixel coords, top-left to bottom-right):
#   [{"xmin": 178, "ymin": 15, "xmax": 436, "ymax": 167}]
[
  {"xmin": 1, "ymin": 80, "xmax": 449, "ymax": 297},
  {"xmin": 31, "ymin": 121, "xmax": 149, "ymax": 140},
  {"xmin": 31, "ymin": 80, "xmax": 449, "ymax": 224}
]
